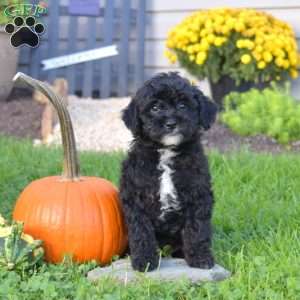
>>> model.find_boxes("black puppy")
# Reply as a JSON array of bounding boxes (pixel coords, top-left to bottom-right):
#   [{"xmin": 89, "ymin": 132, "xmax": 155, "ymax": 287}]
[{"xmin": 120, "ymin": 72, "xmax": 217, "ymax": 272}]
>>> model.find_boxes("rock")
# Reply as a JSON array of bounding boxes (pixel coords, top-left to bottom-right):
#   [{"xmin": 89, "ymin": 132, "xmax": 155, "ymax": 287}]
[{"xmin": 87, "ymin": 258, "xmax": 231, "ymax": 283}]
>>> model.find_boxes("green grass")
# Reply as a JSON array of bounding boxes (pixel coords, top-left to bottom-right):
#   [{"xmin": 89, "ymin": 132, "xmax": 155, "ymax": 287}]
[{"xmin": 0, "ymin": 135, "xmax": 300, "ymax": 299}]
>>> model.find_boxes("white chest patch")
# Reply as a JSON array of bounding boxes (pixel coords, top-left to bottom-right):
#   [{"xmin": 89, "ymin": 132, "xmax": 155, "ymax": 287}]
[{"xmin": 158, "ymin": 148, "xmax": 180, "ymax": 217}]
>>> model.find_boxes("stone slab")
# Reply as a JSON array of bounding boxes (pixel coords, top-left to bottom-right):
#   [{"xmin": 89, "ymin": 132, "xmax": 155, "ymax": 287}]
[{"xmin": 87, "ymin": 258, "xmax": 231, "ymax": 283}]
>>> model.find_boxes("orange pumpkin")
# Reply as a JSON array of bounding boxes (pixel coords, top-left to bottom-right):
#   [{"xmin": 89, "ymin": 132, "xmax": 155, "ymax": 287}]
[{"xmin": 12, "ymin": 73, "xmax": 127, "ymax": 264}]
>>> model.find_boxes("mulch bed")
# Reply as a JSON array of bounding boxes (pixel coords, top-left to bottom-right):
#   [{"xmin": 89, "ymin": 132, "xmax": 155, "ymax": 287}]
[
  {"xmin": 202, "ymin": 122, "xmax": 300, "ymax": 153},
  {"xmin": 0, "ymin": 91, "xmax": 43, "ymax": 140},
  {"xmin": 1, "ymin": 91, "xmax": 300, "ymax": 153}
]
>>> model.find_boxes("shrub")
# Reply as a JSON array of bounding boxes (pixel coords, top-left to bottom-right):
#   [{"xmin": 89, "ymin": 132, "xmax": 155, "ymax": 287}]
[
  {"xmin": 221, "ymin": 83, "xmax": 300, "ymax": 144},
  {"xmin": 165, "ymin": 8, "xmax": 300, "ymax": 84}
]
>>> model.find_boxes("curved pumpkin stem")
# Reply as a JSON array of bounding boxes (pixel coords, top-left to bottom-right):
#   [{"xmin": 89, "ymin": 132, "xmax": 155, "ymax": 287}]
[{"xmin": 13, "ymin": 72, "xmax": 80, "ymax": 181}]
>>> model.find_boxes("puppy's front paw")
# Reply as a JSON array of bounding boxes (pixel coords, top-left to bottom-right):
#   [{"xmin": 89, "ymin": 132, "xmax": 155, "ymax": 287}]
[
  {"xmin": 131, "ymin": 253, "xmax": 159, "ymax": 272},
  {"xmin": 186, "ymin": 254, "xmax": 215, "ymax": 269}
]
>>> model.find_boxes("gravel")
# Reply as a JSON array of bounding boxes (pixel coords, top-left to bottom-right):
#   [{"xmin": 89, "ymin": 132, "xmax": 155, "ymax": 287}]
[
  {"xmin": 50, "ymin": 95, "xmax": 300, "ymax": 153},
  {"xmin": 51, "ymin": 96, "xmax": 133, "ymax": 152}
]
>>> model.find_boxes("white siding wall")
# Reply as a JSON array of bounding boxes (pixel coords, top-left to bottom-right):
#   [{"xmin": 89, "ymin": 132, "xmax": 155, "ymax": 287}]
[{"xmin": 145, "ymin": 0, "xmax": 300, "ymax": 97}]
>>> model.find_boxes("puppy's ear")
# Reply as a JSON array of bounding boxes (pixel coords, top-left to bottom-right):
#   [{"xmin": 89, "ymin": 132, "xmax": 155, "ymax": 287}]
[
  {"xmin": 122, "ymin": 99, "xmax": 141, "ymax": 135},
  {"xmin": 193, "ymin": 88, "xmax": 217, "ymax": 130},
  {"xmin": 199, "ymin": 95, "xmax": 217, "ymax": 130}
]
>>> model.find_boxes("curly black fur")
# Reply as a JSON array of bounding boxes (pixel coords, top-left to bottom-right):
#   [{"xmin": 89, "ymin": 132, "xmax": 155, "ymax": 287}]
[{"xmin": 120, "ymin": 72, "xmax": 217, "ymax": 272}]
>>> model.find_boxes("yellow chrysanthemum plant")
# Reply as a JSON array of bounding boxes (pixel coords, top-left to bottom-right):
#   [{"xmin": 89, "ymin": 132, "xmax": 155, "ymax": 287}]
[{"xmin": 165, "ymin": 8, "xmax": 300, "ymax": 103}]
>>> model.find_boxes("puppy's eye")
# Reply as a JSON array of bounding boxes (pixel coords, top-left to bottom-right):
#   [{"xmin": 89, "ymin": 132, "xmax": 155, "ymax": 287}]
[
  {"xmin": 151, "ymin": 103, "xmax": 160, "ymax": 112},
  {"xmin": 177, "ymin": 102, "xmax": 187, "ymax": 110}
]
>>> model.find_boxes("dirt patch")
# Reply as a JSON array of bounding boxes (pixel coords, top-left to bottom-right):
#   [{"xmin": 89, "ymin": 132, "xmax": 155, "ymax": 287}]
[
  {"xmin": 202, "ymin": 122, "xmax": 300, "ymax": 154},
  {"xmin": 0, "ymin": 92, "xmax": 43, "ymax": 140}
]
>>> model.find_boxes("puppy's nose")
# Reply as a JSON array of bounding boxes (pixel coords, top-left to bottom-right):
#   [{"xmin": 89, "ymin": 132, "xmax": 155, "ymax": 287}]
[{"xmin": 165, "ymin": 119, "xmax": 177, "ymax": 130}]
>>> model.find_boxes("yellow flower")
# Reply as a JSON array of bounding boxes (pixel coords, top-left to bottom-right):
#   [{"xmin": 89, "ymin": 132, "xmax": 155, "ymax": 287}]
[
  {"xmin": 199, "ymin": 39, "xmax": 210, "ymax": 51},
  {"xmin": 196, "ymin": 51, "xmax": 207, "ymax": 65},
  {"xmin": 215, "ymin": 15, "xmax": 224, "ymax": 25},
  {"xmin": 236, "ymin": 39, "xmax": 254, "ymax": 50},
  {"xmin": 274, "ymin": 48, "xmax": 285, "ymax": 58},
  {"xmin": 205, "ymin": 19, "xmax": 213, "ymax": 29},
  {"xmin": 285, "ymin": 43, "xmax": 292, "ymax": 52},
  {"xmin": 189, "ymin": 55, "xmax": 195, "ymax": 62},
  {"xmin": 221, "ymin": 25, "xmax": 230, "ymax": 35},
  {"xmin": 164, "ymin": 50, "xmax": 172, "ymax": 59},
  {"xmin": 164, "ymin": 50, "xmax": 177, "ymax": 64},
  {"xmin": 241, "ymin": 54, "xmax": 252, "ymax": 64},
  {"xmin": 169, "ymin": 56, "xmax": 177, "ymax": 64},
  {"xmin": 206, "ymin": 34, "xmax": 216, "ymax": 44},
  {"xmin": 214, "ymin": 37, "xmax": 226, "ymax": 47},
  {"xmin": 190, "ymin": 33, "xmax": 198, "ymax": 43},
  {"xmin": 166, "ymin": 40, "xmax": 175, "ymax": 48},
  {"xmin": 255, "ymin": 45, "xmax": 263, "ymax": 53},
  {"xmin": 282, "ymin": 60, "xmax": 290, "ymax": 69},
  {"xmin": 244, "ymin": 40, "xmax": 254, "ymax": 50},
  {"xmin": 214, "ymin": 25, "xmax": 223, "ymax": 34},
  {"xmin": 235, "ymin": 22, "xmax": 245, "ymax": 32},
  {"xmin": 253, "ymin": 52, "xmax": 262, "ymax": 61},
  {"xmin": 194, "ymin": 43, "xmax": 201, "ymax": 52},
  {"xmin": 275, "ymin": 57, "xmax": 284, "ymax": 67},
  {"xmin": 255, "ymin": 37, "xmax": 264, "ymax": 45},
  {"xmin": 289, "ymin": 52, "xmax": 298, "ymax": 66},
  {"xmin": 236, "ymin": 40, "xmax": 245, "ymax": 48},
  {"xmin": 200, "ymin": 29, "xmax": 209, "ymax": 37},
  {"xmin": 197, "ymin": 51, "xmax": 207, "ymax": 60},
  {"xmin": 290, "ymin": 69, "xmax": 298, "ymax": 79},
  {"xmin": 265, "ymin": 41, "xmax": 276, "ymax": 52},
  {"xmin": 225, "ymin": 18, "xmax": 235, "ymax": 29},
  {"xmin": 263, "ymin": 51, "xmax": 273, "ymax": 63},
  {"xmin": 274, "ymin": 38, "xmax": 283, "ymax": 47},
  {"xmin": 243, "ymin": 28, "xmax": 256, "ymax": 37},
  {"xmin": 257, "ymin": 61, "xmax": 266, "ymax": 69},
  {"xmin": 187, "ymin": 46, "xmax": 194, "ymax": 54}
]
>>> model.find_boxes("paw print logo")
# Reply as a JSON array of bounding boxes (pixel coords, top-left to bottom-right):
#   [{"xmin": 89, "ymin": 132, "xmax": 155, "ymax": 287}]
[{"xmin": 5, "ymin": 16, "xmax": 45, "ymax": 48}]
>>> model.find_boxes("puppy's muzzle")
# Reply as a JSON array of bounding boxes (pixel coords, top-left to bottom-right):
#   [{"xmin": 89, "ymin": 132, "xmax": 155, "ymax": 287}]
[{"xmin": 165, "ymin": 118, "xmax": 177, "ymax": 132}]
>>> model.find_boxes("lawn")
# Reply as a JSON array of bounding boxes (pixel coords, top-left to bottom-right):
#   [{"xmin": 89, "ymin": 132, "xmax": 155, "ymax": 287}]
[{"xmin": 0, "ymin": 135, "xmax": 299, "ymax": 299}]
